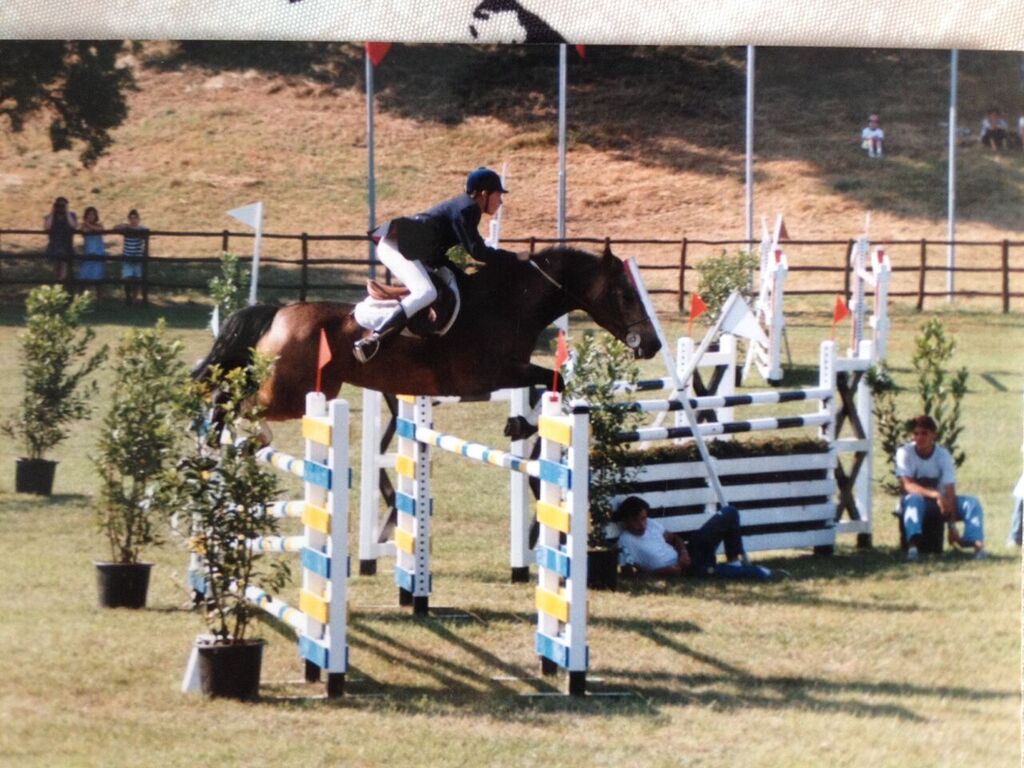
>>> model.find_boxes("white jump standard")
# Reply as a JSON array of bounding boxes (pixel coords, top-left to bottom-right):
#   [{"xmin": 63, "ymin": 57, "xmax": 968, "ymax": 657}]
[{"xmin": 394, "ymin": 392, "xmax": 591, "ymax": 695}]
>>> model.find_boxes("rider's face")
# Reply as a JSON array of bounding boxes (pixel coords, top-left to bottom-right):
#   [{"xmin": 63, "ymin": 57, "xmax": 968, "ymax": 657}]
[{"xmin": 483, "ymin": 191, "xmax": 503, "ymax": 216}]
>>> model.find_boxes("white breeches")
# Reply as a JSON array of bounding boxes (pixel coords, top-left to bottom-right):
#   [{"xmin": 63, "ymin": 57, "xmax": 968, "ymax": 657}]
[{"xmin": 376, "ymin": 238, "xmax": 438, "ymax": 316}]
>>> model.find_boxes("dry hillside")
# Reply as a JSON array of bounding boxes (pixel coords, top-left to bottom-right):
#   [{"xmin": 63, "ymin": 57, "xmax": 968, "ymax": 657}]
[{"xmin": 2, "ymin": 44, "xmax": 1022, "ymax": 302}]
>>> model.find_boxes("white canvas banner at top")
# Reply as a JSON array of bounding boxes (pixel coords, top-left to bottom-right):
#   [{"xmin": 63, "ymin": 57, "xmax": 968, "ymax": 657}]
[{"xmin": 0, "ymin": 0, "xmax": 1021, "ymax": 50}]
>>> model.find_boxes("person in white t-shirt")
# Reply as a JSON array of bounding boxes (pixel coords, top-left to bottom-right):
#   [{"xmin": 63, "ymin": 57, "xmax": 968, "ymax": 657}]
[
  {"xmin": 860, "ymin": 113, "xmax": 885, "ymax": 158},
  {"xmin": 615, "ymin": 496, "xmax": 771, "ymax": 580},
  {"xmin": 896, "ymin": 414, "xmax": 986, "ymax": 561}
]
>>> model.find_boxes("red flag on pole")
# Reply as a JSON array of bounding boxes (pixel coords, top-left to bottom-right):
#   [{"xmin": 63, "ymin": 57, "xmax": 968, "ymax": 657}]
[
  {"xmin": 831, "ymin": 294, "xmax": 850, "ymax": 340},
  {"xmin": 316, "ymin": 328, "xmax": 332, "ymax": 393},
  {"xmin": 575, "ymin": 45, "xmax": 586, "ymax": 58},
  {"xmin": 687, "ymin": 293, "xmax": 708, "ymax": 337},
  {"xmin": 366, "ymin": 42, "xmax": 392, "ymax": 67},
  {"xmin": 552, "ymin": 329, "xmax": 569, "ymax": 392}
]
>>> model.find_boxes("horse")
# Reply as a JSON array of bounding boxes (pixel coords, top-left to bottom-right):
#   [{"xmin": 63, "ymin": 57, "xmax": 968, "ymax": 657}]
[{"xmin": 194, "ymin": 244, "xmax": 661, "ymax": 421}]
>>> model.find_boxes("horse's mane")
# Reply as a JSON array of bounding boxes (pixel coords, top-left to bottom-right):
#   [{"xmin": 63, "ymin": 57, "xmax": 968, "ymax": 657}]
[{"xmin": 464, "ymin": 245, "xmax": 598, "ymax": 291}]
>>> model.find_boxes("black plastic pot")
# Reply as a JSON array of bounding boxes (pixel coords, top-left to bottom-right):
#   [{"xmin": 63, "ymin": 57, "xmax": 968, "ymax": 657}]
[
  {"xmin": 587, "ymin": 547, "xmax": 620, "ymax": 591},
  {"xmin": 95, "ymin": 562, "xmax": 153, "ymax": 609},
  {"xmin": 15, "ymin": 458, "xmax": 57, "ymax": 496},
  {"xmin": 197, "ymin": 639, "xmax": 265, "ymax": 701}
]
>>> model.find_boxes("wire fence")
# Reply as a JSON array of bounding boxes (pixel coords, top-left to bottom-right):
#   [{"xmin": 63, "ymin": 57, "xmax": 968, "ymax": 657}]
[{"xmin": 2, "ymin": 227, "xmax": 1022, "ymax": 313}]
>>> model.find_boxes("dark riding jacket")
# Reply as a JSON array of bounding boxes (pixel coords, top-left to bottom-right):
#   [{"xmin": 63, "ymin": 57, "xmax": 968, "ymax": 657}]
[{"xmin": 380, "ymin": 193, "xmax": 517, "ymax": 268}]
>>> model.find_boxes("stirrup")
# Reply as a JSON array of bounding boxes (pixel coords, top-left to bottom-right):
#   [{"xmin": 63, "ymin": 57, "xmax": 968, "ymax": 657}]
[{"xmin": 353, "ymin": 334, "xmax": 381, "ymax": 364}]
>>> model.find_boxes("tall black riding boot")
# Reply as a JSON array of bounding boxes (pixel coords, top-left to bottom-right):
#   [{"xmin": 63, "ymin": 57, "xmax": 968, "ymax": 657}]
[{"xmin": 353, "ymin": 305, "xmax": 408, "ymax": 363}]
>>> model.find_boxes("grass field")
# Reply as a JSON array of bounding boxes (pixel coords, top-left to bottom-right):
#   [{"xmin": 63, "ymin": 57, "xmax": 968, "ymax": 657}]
[{"xmin": 0, "ymin": 297, "xmax": 1020, "ymax": 768}]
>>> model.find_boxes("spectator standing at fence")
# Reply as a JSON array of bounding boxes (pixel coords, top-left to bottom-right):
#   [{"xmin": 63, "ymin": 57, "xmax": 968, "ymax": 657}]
[
  {"xmin": 860, "ymin": 113, "xmax": 885, "ymax": 158},
  {"xmin": 113, "ymin": 209, "xmax": 148, "ymax": 305},
  {"xmin": 78, "ymin": 206, "xmax": 107, "ymax": 285},
  {"xmin": 897, "ymin": 414, "xmax": 987, "ymax": 561},
  {"xmin": 43, "ymin": 196, "xmax": 77, "ymax": 280},
  {"xmin": 980, "ymin": 109, "xmax": 1009, "ymax": 151}
]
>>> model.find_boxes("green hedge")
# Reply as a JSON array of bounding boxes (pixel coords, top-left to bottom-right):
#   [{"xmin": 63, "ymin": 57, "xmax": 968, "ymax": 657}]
[{"xmin": 615, "ymin": 436, "xmax": 829, "ymax": 466}]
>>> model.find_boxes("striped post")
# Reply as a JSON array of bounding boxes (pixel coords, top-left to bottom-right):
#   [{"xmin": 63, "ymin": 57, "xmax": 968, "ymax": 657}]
[
  {"xmin": 395, "ymin": 396, "xmax": 433, "ymax": 614},
  {"xmin": 534, "ymin": 393, "xmax": 589, "ymax": 696},
  {"xmin": 509, "ymin": 387, "xmax": 533, "ymax": 583}
]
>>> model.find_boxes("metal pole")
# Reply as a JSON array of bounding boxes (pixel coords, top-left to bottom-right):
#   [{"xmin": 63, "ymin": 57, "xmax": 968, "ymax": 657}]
[
  {"xmin": 947, "ymin": 49, "xmax": 958, "ymax": 302},
  {"xmin": 248, "ymin": 201, "xmax": 263, "ymax": 305},
  {"xmin": 745, "ymin": 45, "xmax": 755, "ymax": 246},
  {"xmin": 557, "ymin": 43, "xmax": 568, "ymax": 244},
  {"xmin": 366, "ymin": 52, "xmax": 378, "ymax": 280}
]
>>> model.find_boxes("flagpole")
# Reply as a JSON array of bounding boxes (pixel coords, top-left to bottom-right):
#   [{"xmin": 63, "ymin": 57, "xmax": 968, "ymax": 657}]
[
  {"xmin": 248, "ymin": 201, "xmax": 263, "ymax": 305},
  {"xmin": 366, "ymin": 48, "xmax": 378, "ymax": 280},
  {"xmin": 745, "ymin": 45, "xmax": 755, "ymax": 246},
  {"xmin": 947, "ymin": 49, "xmax": 958, "ymax": 303},
  {"xmin": 557, "ymin": 43, "xmax": 567, "ymax": 244}
]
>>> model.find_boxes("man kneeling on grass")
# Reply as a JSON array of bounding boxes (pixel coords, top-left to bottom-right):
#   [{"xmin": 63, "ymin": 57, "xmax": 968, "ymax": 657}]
[{"xmin": 615, "ymin": 496, "xmax": 772, "ymax": 580}]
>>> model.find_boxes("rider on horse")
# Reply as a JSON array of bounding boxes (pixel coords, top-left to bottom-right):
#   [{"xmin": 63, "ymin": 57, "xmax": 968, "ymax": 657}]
[{"xmin": 353, "ymin": 167, "xmax": 530, "ymax": 363}]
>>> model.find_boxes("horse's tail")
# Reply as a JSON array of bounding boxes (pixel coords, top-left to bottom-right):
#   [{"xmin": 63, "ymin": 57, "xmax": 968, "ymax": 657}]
[{"xmin": 192, "ymin": 304, "xmax": 281, "ymax": 382}]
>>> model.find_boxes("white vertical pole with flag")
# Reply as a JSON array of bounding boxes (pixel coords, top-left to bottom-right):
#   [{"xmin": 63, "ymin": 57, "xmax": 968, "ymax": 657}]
[
  {"xmin": 227, "ymin": 201, "xmax": 264, "ymax": 306},
  {"xmin": 365, "ymin": 43, "xmax": 392, "ymax": 281},
  {"xmin": 554, "ymin": 43, "xmax": 569, "ymax": 333},
  {"xmin": 745, "ymin": 45, "xmax": 755, "ymax": 246},
  {"xmin": 947, "ymin": 49, "xmax": 958, "ymax": 303}
]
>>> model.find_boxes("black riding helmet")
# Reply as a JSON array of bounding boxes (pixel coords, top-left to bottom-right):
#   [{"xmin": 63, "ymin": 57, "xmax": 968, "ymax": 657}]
[{"xmin": 466, "ymin": 167, "xmax": 508, "ymax": 195}]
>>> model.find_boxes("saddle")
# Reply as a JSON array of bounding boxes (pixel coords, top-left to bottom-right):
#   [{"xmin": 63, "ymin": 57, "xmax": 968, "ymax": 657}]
[{"xmin": 354, "ymin": 266, "xmax": 461, "ymax": 338}]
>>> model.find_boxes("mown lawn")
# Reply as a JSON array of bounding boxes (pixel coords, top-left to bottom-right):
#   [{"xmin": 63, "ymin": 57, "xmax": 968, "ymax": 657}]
[{"xmin": 0, "ymin": 298, "xmax": 1019, "ymax": 768}]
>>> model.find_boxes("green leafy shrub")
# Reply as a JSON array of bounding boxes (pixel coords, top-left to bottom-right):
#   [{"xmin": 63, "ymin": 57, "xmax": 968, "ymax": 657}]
[
  {"xmin": 94, "ymin": 321, "xmax": 189, "ymax": 564},
  {"xmin": 208, "ymin": 252, "xmax": 249, "ymax": 320},
  {"xmin": 695, "ymin": 250, "xmax": 758, "ymax": 322},
  {"xmin": 869, "ymin": 318, "xmax": 969, "ymax": 495},
  {"xmin": 2, "ymin": 286, "xmax": 108, "ymax": 460},
  {"xmin": 162, "ymin": 356, "xmax": 289, "ymax": 643},
  {"xmin": 563, "ymin": 332, "xmax": 641, "ymax": 548}
]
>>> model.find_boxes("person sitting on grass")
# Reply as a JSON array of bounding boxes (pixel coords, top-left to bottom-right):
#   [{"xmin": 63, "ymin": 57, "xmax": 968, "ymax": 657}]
[
  {"xmin": 897, "ymin": 414, "xmax": 987, "ymax": 561},
  {"xmin": 615, "ymin": 496, "xmax": 772, "ymax": 580}
]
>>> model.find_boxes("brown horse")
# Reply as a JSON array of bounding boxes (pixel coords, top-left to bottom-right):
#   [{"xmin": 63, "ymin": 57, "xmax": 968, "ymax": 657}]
[{"xmin": 194, "ymin": 244, "xmax": 661, "ymax": 420}]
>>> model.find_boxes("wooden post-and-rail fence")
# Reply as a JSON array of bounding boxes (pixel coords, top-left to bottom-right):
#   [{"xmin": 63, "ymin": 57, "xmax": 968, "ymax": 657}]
[{"xmin": 1, "ymin": 228, "xmax": 1022, "ymax": 312}]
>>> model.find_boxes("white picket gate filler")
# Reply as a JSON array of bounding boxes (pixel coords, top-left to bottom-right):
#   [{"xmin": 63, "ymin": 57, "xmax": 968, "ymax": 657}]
[
  {"xmin": 743, "ymin": 215, "xmax": 789, "ymax": 385},
  {"xmin": 394, "ymin": 392, "xmax": 591, "ymax": 695},
  {"xmin": 849, "ymin": 233, "xmax": 892, "ymax": 362},
  {"xmin": 184, "ymin": 392, "xmax": 350, "ymax": 698},
  {"xmin": 607, "ymin": 339, "xmax": 875, "ymax": 552}
]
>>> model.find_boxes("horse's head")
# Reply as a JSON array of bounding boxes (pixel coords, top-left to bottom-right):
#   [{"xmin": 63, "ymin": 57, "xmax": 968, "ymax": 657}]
[{"xmin": 568, "ymin": 245, "xmax": 661, "ymax": 360}]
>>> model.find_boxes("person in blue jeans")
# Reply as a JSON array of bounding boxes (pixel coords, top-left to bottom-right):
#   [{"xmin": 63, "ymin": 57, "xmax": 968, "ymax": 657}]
[
  {"xmin": 896, "ymin": 414, "xmax": 986, "ymax": 561},
  {"xmin": 615, "ymin": 496, "xmax": 772, "ymax": 580}
]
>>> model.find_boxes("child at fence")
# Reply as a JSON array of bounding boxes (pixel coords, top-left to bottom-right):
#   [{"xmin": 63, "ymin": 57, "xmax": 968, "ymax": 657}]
[
  {"xmin": 78, "ymin": 206, "xmax": 107, "ymax": 284},
  {"xmin": 615, "ymin": 496, "xmax": 772, "ymax": 580},
  {"xmin": 43, "ymin": 196, "xmax": 77, "ymax": 280},
  {"xmin": 897, "ymin": 414, "xmax": 987, "ymax": 561},
  {"xmin": 113, "ymin": 209, "xmax": 148, "ymax": 305}
]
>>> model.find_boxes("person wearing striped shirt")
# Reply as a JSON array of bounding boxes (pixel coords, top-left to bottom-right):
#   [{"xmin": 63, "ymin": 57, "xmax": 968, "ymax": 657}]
[{"xmin": 113, "ymin": 209, "xmax": 148, "ymax": 305}]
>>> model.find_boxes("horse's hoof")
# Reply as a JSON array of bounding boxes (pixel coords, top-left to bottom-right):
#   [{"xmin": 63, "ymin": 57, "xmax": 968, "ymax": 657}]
[{"xmin": 353, "ymin": 336, "xmax": 380, "ymax": 363}]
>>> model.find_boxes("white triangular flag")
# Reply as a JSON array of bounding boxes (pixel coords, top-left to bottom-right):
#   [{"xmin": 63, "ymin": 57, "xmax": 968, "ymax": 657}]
[
  {"xmin": 718, "ymin": 291, "xmax": 769, "ymax": 347},
  {"xmin": 227, "ymin": 202, "xmax": 263, "ymax": 229}
]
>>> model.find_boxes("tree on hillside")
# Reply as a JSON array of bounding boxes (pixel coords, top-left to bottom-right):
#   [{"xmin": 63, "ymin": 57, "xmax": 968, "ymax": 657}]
[{"xmin": 0, "ymin": 41, "xmax": 135, "ymax": 166}]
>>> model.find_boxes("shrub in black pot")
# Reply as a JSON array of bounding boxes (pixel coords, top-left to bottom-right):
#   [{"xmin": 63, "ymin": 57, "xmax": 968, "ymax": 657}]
[
  {"xmin": 163, "ymin": 359, "xmax": 288, "ymax": 701},
  {"xmin": 94, "ymin": 321, "xmax": 188, "ymax": 609},
  {"xmin": 563, "ymin": 332, "xmax": 641, "ymax": 591},
  {"xmin": 3, "ymin": 286, "xmax": 107, "ymax": 495}
]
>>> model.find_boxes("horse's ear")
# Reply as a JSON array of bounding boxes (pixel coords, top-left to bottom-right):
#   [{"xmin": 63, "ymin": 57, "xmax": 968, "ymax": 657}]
[{"xmin": 601, "ymin": 241, "xmax": 615, "ymax": 260}]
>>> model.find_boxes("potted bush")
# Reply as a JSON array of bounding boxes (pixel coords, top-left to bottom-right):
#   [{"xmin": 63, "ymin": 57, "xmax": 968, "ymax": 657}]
[
  {"xmin": 163, "ymin": 358, "xmax": 289, "ymax": 701},
  {"xmin": 2, "ymin": 286, "xmax": 107, "ymax": 495},
  {"xmin": 94, "ymin": 321, "xmax": 188, "ymax": 608},
  {"xmin": 563, "ymin": 332, "xmax": 641, "ymax": 590}
]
